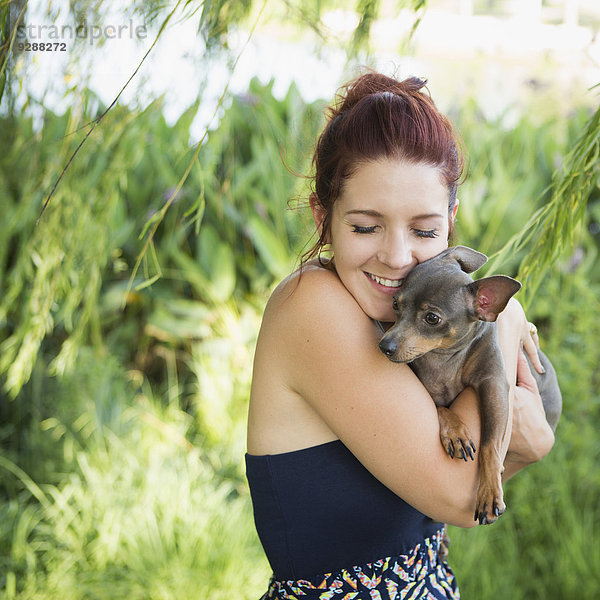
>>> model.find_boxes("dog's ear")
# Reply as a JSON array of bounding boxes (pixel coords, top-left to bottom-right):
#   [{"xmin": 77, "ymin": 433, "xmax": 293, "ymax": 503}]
[
  {"xmin": 466, "ymin": 275, "xmax": 522, "ymax": 322},
  {"xmin": 446, "ymin": 246, "xmax": 488, "ymax": 273}
]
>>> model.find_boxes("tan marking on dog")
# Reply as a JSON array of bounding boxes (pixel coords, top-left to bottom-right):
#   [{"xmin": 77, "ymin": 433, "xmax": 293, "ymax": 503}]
[{"xmin": 396, "ymin": 333, "xmax": 445, "ymax": 361}]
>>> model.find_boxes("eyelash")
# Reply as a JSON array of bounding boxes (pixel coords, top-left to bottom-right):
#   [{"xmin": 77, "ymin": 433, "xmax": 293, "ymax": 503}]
[
  {"xmin": 350, "ymin": 225, "xmax": 439, "ymax": 238},
  {"xmin": 414, "ymin": 229, "xmax": 439, "ymax": 239},
  {"xmin": 351, "ymin": 225, "xmax": 378, "ymax": 234}
]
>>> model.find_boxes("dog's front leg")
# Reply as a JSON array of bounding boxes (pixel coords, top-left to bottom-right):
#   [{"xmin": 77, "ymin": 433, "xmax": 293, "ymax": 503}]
[{"xmin": 473, "ymin": 377, "xmax": 510, "ymax": 524}]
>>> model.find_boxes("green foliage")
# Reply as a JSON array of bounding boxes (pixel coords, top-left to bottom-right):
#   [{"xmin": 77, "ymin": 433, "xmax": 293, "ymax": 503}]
[
  {"xmin": 495, "ymin": 102, "xmax": 600, "ymax": 308},
  {"xmin": 453, "ymin": 101, "xmax": 599, "ymax": 288},
  {"xmin": 0, "ymin": 350, "xmax": 270, "ymax": 599},
  {"xmin": 0, "ymin": 99, "xmax": 141, "ymax": 397},
  {"xmin": 0, "ymin": 80, "xmax": 320, "ymax": 597},
  {"xmin": 1, "ymin": 62, "xmax": 599, "ymax": 598},
  {"xmin": 199, "ymin": 0, "xmax": 255, "ymax": 50},
  {"xmin": 0, "ymin": 78, "xmax": 322, "ymax": 399},
  {"xmin": 185, "ymin": 78, "xmax": 323, "ymax": 291},
  {"xmin": 0, "ymin": 1, "xmax": 9, "ymax": 103}
]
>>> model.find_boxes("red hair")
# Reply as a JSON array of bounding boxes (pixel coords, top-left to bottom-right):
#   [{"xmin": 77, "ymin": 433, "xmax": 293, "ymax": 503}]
[{"xmin": 303, "ymin": 70, "xmax": 465, "ymax": 265}]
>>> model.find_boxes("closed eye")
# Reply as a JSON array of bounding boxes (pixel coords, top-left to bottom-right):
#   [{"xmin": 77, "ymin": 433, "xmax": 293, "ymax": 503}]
[
  {"xmin": 413, "ymin": 229, "xmax": 439, "ymax": 239},
  {"xmin": 351, "ymin": 225, "xmax": 378, "ymax": 234}
]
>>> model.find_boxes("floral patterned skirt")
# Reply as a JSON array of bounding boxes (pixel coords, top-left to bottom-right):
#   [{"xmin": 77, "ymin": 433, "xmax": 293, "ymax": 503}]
[{"xmin": 260, "ymin": 529, "xmax": 459, "ymax": 600}]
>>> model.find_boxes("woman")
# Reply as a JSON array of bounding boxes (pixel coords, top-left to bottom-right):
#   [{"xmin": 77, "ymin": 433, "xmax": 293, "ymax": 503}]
[{"xmin": 245, "ymin": 71, "xmax": 555, "ymax": 599}]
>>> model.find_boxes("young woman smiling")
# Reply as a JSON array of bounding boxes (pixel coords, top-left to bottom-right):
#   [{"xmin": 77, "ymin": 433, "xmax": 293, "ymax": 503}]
[{"xmin": 245, "ymin": 71, "xmax": 554, "ymax": 599}]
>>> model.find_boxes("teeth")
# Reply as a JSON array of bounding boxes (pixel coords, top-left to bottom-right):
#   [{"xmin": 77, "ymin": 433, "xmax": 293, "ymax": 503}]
[{"xmin": 368, "ymin": 273, "xmax": 403, "ymax": 288}]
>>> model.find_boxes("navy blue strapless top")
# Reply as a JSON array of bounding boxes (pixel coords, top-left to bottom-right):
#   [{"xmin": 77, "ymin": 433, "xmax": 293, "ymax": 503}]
[{"xmin": 245, "ymin": 439, "xmax": 442, "ymax": 580}]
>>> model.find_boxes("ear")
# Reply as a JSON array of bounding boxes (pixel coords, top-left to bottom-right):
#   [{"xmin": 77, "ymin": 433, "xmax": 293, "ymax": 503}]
[
  {"xmin": 451, "ymin": 197, "xmax": 460, "ymax": 219},
  {"xmin": 310, "ymin": 193, "xmax": 329, "ymax": 242},
  {"xmin": 467, "ymin": 275, "xmax": 522, "ymax": 322},
  {"xmin": 450, "ymin": 197, "xmax": 459, "ymax": 226},
  {"xmin": 436, "ymin": 245, "xmax": 488, "ymax": 274}
]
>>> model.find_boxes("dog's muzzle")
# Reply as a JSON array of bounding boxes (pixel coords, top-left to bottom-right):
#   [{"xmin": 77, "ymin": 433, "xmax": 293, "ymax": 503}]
[{"xmin": 379, "ymin": 335, "xmax": 424, "ymax": 363}]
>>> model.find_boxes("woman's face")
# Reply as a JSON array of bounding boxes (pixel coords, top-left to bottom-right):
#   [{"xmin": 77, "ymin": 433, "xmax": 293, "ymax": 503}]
[{"xmin": 313, "ymin": 158, "xmax": 458, "ymax": 323}]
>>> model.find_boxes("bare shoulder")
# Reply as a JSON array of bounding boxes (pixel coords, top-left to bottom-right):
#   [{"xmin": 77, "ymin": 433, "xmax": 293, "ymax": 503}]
[
  {"xmin": 248, "ymin": 263, "xmax": 369, "ymax": 454},
  {"xmin": 263, "ymin": 262, "xmax": 373, "ymax": 344},
  {"xmin": 268, "ymin": 262, "xmax": 361, "ymax": 316}
]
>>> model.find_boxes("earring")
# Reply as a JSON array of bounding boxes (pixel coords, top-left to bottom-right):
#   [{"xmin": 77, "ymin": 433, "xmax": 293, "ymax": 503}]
[{"xmin": 318, "ymin": 244, "xmax": 332, "ymax": 266}]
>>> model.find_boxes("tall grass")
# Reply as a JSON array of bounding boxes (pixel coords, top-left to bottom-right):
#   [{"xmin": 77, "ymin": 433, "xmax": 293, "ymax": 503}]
[{"xmin": 0, "ymin": 350, "xmax": 270, "ymax": 600}]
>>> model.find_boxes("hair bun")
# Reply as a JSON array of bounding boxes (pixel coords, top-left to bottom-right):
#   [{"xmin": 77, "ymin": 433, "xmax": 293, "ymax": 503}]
[
  {"xmin": 334, "ymin": 72, "xmax": 428, "ymax": 116},
  {"xmin": 399, "ymin": 76, "xmax": 428, "ymax": 92}
]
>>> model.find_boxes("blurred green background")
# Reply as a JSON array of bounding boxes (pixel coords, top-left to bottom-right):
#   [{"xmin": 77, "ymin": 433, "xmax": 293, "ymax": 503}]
[{"xmin": 1, "ymin": 0, "xmax": 599, "ymax": 598}]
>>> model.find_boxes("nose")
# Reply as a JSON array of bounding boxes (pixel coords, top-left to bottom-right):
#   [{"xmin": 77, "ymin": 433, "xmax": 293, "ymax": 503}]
[
  {"xmin": 378, "ymin": 336, "xmax": 397, "ymax": 358},
  {"xmin": 377, "ymin": 231, "xmax": 415, "ymax": 271}
]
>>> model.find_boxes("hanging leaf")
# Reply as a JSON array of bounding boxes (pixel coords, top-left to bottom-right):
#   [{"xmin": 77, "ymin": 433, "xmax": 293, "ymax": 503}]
[{"xmin": 247, "ymin": 215, "xmax": 293, "ymax": 280}]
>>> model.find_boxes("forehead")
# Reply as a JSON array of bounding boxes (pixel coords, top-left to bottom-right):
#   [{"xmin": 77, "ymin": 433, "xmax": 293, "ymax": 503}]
[{"xmin": 337, "ymin": 158, "xmax": 449, "ymax": 216}]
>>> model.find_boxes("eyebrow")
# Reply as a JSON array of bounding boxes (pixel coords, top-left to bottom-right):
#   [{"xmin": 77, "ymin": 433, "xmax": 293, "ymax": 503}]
[{"xmin": 344, "ymin": 209, "xmax": 445, "ymax": 220}]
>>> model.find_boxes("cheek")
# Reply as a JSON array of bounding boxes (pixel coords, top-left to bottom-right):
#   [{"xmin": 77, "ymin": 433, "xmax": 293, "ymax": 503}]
[
  {"xmin": 336, "ymin": 241, "xmax": 369, "ymax": 269},
  {"xmin": 331, "ymin": 228, "xmax": 372, "ymax": 263},
  {"xmin": 415, "ymin": 237, "xmax": 449, "ymax": 264}
]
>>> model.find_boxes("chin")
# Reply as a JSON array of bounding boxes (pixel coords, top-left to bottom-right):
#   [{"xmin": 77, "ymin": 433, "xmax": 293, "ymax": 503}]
[{"xmin": 371, "ymin": 308, "xmax": 395, "ymax": 324}]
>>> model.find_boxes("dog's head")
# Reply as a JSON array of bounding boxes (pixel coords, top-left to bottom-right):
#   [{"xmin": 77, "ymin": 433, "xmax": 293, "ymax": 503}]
[{"xmin": 378, "ymin": 246, "xmax": 521, "ymax": 363}]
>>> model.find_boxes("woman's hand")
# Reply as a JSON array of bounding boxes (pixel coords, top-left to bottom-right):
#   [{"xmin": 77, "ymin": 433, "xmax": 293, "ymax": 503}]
[
  {"xmin": 497, "ymin": 298, "xmax": 544, "ymax": 373},
  {"xmin": 503, "ymin": 349, "xmax": 555, "ymax": 480}
]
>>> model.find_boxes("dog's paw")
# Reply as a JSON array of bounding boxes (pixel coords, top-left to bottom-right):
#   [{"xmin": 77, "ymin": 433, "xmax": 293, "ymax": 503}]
[
  {"xmin": 474, "ymin": 475, "xmax": 505, "ymax": 525},
  {"xmin": 436, "ymin": 406, "xmax": 476, "ymax": 461},
  {"xmin": 442, "ymin": 435, "xmax": 476, "ymax": 462}
]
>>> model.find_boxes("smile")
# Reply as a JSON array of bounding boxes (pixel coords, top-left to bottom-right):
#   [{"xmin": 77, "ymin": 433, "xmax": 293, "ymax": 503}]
[{"xmin": 366, "ymin": 272, "xmax": 403, "ymax": 289}]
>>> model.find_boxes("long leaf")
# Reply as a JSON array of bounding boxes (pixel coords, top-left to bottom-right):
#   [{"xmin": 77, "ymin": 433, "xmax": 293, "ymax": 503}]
[{"xmin": 486, "ymin": 100, "xmax": 600, "ymax": 307}]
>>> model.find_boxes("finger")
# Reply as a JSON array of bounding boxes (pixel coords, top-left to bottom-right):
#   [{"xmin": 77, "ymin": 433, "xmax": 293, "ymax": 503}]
[
  {"xmin": 528, "ymin": 322, "xmax": 540, "ymax": 348},
  {"xmin": 516, "ymin": 349, "xmax": 539, "ymax": 392},
  {"xmin": 523, "ymin": 333, "xmax": 545, "ymax": 374}
]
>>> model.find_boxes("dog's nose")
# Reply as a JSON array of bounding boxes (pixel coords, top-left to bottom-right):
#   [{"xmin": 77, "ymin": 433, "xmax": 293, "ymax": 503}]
[{"xmin": 378, "ymin": 337, "xmax": 397, "ymax": 358}]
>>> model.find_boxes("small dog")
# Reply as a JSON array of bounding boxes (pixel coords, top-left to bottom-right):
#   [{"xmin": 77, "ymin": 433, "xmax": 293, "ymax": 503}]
[{"xmin": 379, "ymin": 246, "xmax": 561, "ymax": 525}]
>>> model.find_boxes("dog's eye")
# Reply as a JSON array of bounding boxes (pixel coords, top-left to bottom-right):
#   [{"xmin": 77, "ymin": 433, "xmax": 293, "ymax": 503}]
[
  {"xmin": 392, "ymin": 298, "xmax": 399, "ymax": 311},
  {"xmin": 424, "ymin": 312, "xmax": 441, "ymax": 325}
]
